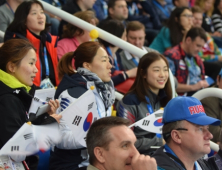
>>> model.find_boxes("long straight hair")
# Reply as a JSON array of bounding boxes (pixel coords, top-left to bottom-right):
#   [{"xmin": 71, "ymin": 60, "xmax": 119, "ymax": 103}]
[
  {"xmin": 167, "ymin": 7, "xmax": 191, "ymax": 47},
  {"xmin": 125, "ymin": 52, "xmax": 172, "ymax": 107}
]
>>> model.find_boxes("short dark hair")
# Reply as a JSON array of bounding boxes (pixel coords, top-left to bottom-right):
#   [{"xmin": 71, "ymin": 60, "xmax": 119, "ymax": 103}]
[
  {"xmin": 126, "ymin": 21, "xmax": 145, "ymax": 34},
  {"xmin": 162, "ymin": 120, "xmax": 184, "ymax": 143},
  {"xmin": 86, "ymin": 117, "xmax": 131, "ymax": 165},
  {"xmin": 98, "ymin": 19, "xmax": 125, "ymax": 47},
  {"xmin": 6, "ymin": 0, "xmax": 48, "ymax": 37},
  {"xmin": 185, "ymin": 27, "xmax": 207, "ymax": 42}
]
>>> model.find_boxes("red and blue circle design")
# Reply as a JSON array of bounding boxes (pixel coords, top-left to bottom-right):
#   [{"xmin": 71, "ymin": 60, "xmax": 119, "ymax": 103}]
[
  {"xmin": 153, "ymin": 118, "xmax": 163, "ymax": 126},
  {"xmin": 83, "ymin": 112, "xmax": 93, "ymax": 132}
]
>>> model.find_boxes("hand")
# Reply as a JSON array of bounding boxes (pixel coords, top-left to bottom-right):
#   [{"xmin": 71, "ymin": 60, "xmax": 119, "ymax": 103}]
[
  {"xmin": 50, "ymin": 114, "xmax": 62, "ymax": 123},
  {"xmin": 218, "ymin": 56, "xmax": 222, "ymax": 62},
  {"xmin": 47, "ymin": 99, "xmax": 60, "ymax": 115},
  {"xmin": 212, "ymin": 31, "xmax": 222, "ymax": 37},
  {"xmin": 126, "ymin": 67, "xmax": 138, "ymax": 78},
  {"xmin": 131, "ymin": 153, "xmax": 157, "ymax": 170},
  {"xmin": 192, "ymin": 80, "xmax": 209, "ymax": 91}
]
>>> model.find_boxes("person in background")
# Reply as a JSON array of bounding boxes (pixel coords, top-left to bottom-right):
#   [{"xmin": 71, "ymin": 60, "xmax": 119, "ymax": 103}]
[
  {"xmin": 0, "ymin": 39, "xmax": 61, "ymax": 170},
  {"xmin": 58, "ymin": 0, "xmax": 96, "ymax": 37},
  {"xmin": 57, "ymin": 11, "xmax": 98, "ymax": 61},
  {"xmin": 150, "ymin": 7, "xmax": 193, "ymax": 54},
  {"xmin": 192, "ymin": 6, "xmax": 222, "ymax": 81},
  {"xmin": 4, "ymin": 0, "xmax": 59, "ymax": 88},
  {"xmin": 118, "ymin": 21, "xmax": 157, "ymax": 71},
  {"xmin": 0, "ymin": 0, "xmax": 22, "ymax": 43},
  {"xmin": 152, "ymin": 96, "xmax": 221, "ymax": 170},
  {"xmin": 212, "ymin": 0, "xmax": 222, "ymax": 34},
  {"xmin": 165, "ymin": 27, "xmax": 209, "ymax": 96},
  {"xmin": 201, "ymin": 68, "xmax": 222, "ymax": 143},
  {"xmin": 117, "ymin": 52, "xmax": 172, "ymax": 155},
  {"xmin": 207, "ymin": 128, "xmax": 222, "ymax": 169},
  {"xmin": 86, "ymin": 116, "xmax": 157, "ymax": 170},
  {"xmin": 49, "ymin": 41, "xmax": 115, "ymax": 170},
  {"xmin": 98, "ymin": 19, "xmax": 137, "ymax": 91},
  {"xmin": 196, "ymin": 0, "xmax": 222, "ymax": 48},
  {"xmin": 93, "ymin": 0, "xmax": 108, "ymax": 21},
  {"xmin": 172, "ymin": 0, "xmax": 189, "ymax": 8}
]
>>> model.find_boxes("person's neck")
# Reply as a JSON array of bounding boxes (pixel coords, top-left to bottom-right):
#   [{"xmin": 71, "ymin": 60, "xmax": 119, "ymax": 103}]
[
  {"xmin": 77, "ymin": 1, "xmax": 88, "ymax": 11},
  {"xmin": 168, "ymin": 143, "xmax": 199, "ymax": 170},
  {"xmin": 76, "ymin": 35, "xmax": 86, "ymax": 44},
  {"xmin": 110, "ymin": 15, "xmax": 124, "ymax": 22},
  {"xmin": 6, "ymin": 0, "xmax": 20, "ymax": 13},
  {"xmin": 92, "ymin": 162, "xmax": 106, "ymax": 170},
  {"xmin": 149, "ymin": 87, "xmax": 159, "ymax": 95},
  {"xmin": 108, "ymin": 46, "xmax": 118, "ymax": 55},
  {"xmin": 181, "ymin": 41, "xmax": 190, "ymax": 56}
]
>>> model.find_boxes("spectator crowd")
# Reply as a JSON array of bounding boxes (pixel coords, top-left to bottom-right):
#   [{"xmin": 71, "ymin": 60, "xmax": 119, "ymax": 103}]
[{"xmin": 1, "ymin": 0, "xmax": 222, "ymax": 169}]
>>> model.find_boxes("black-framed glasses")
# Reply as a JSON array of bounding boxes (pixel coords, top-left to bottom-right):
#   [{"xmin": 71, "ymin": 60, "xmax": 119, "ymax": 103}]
[
  {"xmin": 163, "ymin": 128, "xmax": 188, "ymax": 139},
  {"xmin": 181, "ymin": 14, "xmax": 193, "ymax": 18}
]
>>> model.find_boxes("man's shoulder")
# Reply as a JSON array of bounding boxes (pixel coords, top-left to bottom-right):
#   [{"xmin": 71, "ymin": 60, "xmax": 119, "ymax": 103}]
[
  {"xmin": 152, "ymin": 146, "xmax": 183, "ymax": 170},
  {"xmin": 164, "ymin": 45, "xmax": 182, "ymax": 59}
]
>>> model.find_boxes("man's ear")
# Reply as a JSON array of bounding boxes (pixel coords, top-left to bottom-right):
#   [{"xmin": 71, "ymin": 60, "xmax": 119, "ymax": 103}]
[
  {"xmin": 185, "ymin": 37, "xmax": 191, "ymax": 44},
  {"xmin": 6, "ymin": 61, "xmax": 16, "ymax": 74},
  {"xmin": 94, "ymin": 147, "xmax": 105, "ymax": 163},
  {"xmin": 171, "ymin": 130, "xmax": 182, "ymax": 144}
]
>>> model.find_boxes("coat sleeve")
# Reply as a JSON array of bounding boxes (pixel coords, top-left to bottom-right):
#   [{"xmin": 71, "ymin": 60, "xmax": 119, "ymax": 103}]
[
  {"xmin": 0, "ymin": 95, "xmax": 27, "ymax": 162},
  {"xmin": 117, "ymin": 99, "xmax": 161, "ymax": 154}
]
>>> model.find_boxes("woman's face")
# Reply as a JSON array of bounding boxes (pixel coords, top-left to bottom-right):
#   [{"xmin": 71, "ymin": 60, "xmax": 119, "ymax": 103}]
[
  {"xmin": 86, "ymin": 47, "xmax": 112, "ymax": 82},
  {"xmin": 144, "ymin": 59, "xmax": 169, "ymax": 95},
  {"xmin": 11, "ymin": 49, "xmax": 38, "ymax": 86},
  {"xmin": 179, "ymin": 9, "xmax": 193, "ymax": 31},
  {"xmin": 26, "ymin": 3, "xmax": 46, "ymax": 35},
  {"xmin": 204, "ymin": 0, "xmax": 213, "ymax": 12}
]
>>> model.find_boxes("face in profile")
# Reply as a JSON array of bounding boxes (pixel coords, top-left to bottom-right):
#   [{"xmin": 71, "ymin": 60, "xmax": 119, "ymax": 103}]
[
  {"xmin": 85, "ymin": 47, "xmax": 112, "ymax": 82},
  {"xmin": 26, "ymin": 3, "xmax": 46, "ymax": 35},
  {"xmin": 10, "ymin": 49, "xmax": 38, "ymax": 86},
  {"xmin": 100, "ymin": 125, "xmax": 138, "ymax": 170},
  {"xmin": 144, "ymin": 59, "xmax": 169, "ymax": 95},
  {"xmin": 177, "ymin": 121, "xmax": 213, "ymax": 158}
]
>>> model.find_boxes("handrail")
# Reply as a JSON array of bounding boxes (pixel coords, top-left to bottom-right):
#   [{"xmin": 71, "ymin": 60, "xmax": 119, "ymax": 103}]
[
  {"xmin": 40, "ymin": 0, "xmax": 176, "ymax": 98},
  {"xmin": 0, "ymin": 30, "xmax": 5, "ymax": 38}
]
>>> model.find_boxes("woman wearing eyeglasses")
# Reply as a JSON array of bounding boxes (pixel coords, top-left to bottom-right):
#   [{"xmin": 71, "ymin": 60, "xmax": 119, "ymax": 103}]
[{"xmin": 150, "ymin": 7, "xmax": 193, "ymax": 54}]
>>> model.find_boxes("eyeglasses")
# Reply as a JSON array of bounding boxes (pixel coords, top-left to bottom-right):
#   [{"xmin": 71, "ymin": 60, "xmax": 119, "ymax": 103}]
[
  {"xmin": 163, "ymin": 128, "xmax": 188, "ymax": 139},
  {"xmin": 181, "ymin": 14, "xmax": 193, "ymax": 18}
]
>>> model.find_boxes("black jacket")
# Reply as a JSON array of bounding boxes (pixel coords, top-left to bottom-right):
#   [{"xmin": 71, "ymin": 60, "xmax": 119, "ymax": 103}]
[
  {"xmin": 152, "ymin": 146, "xmax": 215, "ymax": 170},
  {"xmin": 0, "ymin": 81, "xmax": 55, "ymax": 170}
]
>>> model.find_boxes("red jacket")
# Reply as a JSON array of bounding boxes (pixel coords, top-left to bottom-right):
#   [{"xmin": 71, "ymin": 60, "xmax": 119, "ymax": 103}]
[{"xmin": 26, "ymin": 30, "xmax": 60, "ymax": 86}]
